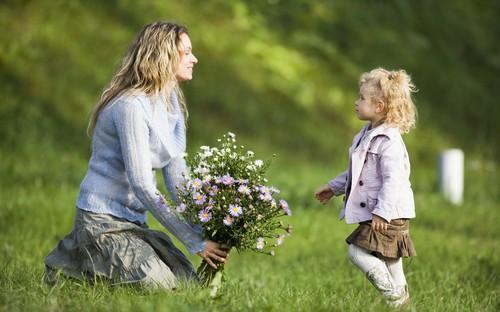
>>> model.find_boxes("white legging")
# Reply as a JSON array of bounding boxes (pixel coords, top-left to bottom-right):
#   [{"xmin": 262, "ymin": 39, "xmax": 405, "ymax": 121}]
[{"xmin": 348, "ymin": 244, "xmax": 407, "ymax": 300}]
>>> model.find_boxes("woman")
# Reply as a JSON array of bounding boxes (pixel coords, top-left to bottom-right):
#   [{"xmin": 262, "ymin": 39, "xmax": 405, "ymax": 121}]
[{"xmin": 44, "ymin": 22, "xmax": 228, "ymax": 289}]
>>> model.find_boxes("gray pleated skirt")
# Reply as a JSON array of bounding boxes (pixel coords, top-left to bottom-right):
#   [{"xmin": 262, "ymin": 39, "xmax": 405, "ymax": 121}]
[{"xmin": 44, "ymin": 208, "xmax": 198, "ymax": 289}]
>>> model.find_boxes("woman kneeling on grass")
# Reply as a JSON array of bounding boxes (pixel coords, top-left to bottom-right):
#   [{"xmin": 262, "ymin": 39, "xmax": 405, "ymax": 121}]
[
  {"xmin": 315, "ymin": 68, "xmax": 418, "ymax": 308},
  {"xmin": 44, "ymin": 21, "xmax": 227, "ymax": 289}
]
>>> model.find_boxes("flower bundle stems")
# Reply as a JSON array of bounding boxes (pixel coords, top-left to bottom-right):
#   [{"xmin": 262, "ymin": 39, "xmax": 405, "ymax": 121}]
[{"xmin": 197, "ymin": 260, "xmax": 226, "ymax": 298}]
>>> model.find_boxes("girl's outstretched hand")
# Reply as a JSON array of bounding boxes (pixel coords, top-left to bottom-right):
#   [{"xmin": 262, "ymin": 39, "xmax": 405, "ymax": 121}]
[
  {"xmin": 314, "ymin": 185, "xmax": 334, "ymax": 205},
  {"xmin": 371, "ymin": 214, "xmax": 388, "ymax": 232}
]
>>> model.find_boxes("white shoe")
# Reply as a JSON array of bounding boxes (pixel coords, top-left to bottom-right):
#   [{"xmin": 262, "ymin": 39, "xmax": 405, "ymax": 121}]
[{"xmin": 386, "ymin": 285, "xmax": 410, "ymax": 308}]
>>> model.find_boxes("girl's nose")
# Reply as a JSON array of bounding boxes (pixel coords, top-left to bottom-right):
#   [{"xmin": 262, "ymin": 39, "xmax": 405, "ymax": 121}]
[{"xmin": 192, "ymin": 54, "xmax": 198, "ymax": 64}]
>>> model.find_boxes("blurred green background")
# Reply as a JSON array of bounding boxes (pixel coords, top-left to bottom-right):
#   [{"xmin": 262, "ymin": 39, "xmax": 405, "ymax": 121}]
[
  {"xmin": 1, "ymin": 0, "xmax": 498, "ymax": 196},
  {"xmin": 1, "ymin": 1, "xmax": 499, "ymax": 310}
]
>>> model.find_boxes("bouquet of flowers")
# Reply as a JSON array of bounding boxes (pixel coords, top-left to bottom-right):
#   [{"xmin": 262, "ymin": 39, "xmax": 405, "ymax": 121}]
[{"xmin": 173, "ymin": 132, "xmax": 292, "ymax": 295}]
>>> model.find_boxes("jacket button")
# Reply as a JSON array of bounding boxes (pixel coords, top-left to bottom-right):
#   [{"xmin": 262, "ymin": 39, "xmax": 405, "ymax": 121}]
[
  {"xmin": 360, "ymin": 202, "xmax": 366, "ymax": 208},
  {"xmin": 359, "ymin": 180, "xmax": 364, "ymax": 186}
]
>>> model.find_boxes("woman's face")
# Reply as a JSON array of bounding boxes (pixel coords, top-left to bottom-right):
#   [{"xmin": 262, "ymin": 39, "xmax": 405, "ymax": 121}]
[{"xmin": 176, "ymin": 33, "xmax": 198, "ymax": 81}]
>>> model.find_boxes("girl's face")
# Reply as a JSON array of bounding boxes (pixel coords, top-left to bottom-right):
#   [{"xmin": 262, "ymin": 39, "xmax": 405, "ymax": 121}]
[
  {"xmin": 355, "ymin": 83, "xmax": 384, "ymax": 125},
  {"xmin": 176, "ymin": 33, "xmax": 198, "ymax": 81}
]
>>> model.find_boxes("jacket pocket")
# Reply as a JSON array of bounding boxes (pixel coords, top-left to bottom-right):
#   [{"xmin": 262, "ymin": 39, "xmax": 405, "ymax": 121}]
[
  {"xmin": 366, "ymin": 191, "xmax": 379, "ymax": 212},
  {"xmin": 360, "ymin": 152, "xmax": 382, "ymax": 190}
]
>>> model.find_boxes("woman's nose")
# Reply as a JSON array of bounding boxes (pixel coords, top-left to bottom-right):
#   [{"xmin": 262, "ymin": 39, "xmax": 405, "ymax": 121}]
[{"xmin": 192, "ymin": 54, "xmax": 198, "ymax": 64}]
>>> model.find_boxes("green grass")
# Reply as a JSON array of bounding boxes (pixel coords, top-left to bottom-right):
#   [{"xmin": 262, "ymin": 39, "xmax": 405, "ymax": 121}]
[{"xmin": 1, "ymin": 153, "xmax": 499, "ymax": 311}]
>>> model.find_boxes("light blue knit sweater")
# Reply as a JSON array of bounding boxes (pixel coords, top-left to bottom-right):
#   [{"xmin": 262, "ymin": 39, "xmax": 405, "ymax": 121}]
[{"xmin": 77, "ymin": 91, "xmax": 205, "ymax": 254}]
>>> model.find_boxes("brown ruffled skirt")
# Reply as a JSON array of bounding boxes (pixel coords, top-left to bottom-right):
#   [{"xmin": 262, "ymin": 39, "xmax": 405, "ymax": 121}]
[{"xmin": 346, "ymin": 219, "xmax": 417, "ymax": 259}]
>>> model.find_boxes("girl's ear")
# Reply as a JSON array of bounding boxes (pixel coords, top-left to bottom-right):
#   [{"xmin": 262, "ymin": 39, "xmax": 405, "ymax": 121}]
[{"xmin": 375, "ymin": 100, "xmax": 385, "ymax": 113}]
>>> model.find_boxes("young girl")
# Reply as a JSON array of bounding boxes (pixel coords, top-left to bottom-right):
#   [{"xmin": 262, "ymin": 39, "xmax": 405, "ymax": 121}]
[{"xmin": 314, "ymin": 68, "xmax": 417, "ymax": 307}]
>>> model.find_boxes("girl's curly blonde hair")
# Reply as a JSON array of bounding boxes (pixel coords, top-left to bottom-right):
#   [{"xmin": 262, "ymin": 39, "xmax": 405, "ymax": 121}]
[{"xmin": 359, "ymin": 68, "xmax": 418, "ymax": 133}]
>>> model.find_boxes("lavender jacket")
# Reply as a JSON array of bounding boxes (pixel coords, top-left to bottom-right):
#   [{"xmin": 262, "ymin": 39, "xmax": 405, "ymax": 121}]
[{"xmin": 328, "ymin": 123, "xmax": 415, "ymax": 224}]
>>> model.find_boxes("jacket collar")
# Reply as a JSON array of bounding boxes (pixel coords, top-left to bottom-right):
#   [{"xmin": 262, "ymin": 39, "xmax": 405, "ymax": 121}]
[{"xmin": 355, "ymin": 123, "xmax": 400, "ymax": 151}]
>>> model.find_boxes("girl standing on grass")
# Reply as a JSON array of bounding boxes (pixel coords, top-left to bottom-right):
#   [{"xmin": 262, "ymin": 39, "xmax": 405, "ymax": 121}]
[
  {"xmin": 314, "ymin": 68, "xmax": 417, "ymax": 307},
  {"xmin": 44, "ymin": 22, "xmax": 228, "ymax": 289}
]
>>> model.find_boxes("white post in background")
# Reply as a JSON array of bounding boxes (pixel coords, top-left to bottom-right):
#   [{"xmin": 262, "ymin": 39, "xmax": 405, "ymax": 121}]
[{"xmin": 438, "ymin": 149, "xmax": 464, "ymax": 205}]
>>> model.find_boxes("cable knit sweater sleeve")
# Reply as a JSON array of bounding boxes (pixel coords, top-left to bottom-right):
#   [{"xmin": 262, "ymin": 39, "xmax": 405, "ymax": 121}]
[
  {"xmin": 112, "ymin": 98, "xmax": 206, "ymax": 254},
  {"xmin": 162, "ymin": 156, "xmax": 188, "ymax": 204}
]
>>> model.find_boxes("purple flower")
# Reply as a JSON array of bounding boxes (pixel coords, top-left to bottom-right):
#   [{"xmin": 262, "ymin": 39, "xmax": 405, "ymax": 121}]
[
  {"xmin": 259, "ymin": 186, "xmax": 270, "ymax": 194},
  {"xmin": 237, "ymin": 179, "xmax": 249, "ymax": 184},
  {"xmin": 238, "ymin": 184, "xmax": 251, "ymax": 195},
  {"xmin": 228, "ymin": 204, "xmax": 243, "ymax": 217},
  {"xmin": 203, "ymin": 177, "xmax": 212, "ymax": 186},
  {"xmin": 221, "ymin": 174, "xmax": 235, "ymax": 185},
  {"xmin": 258, "ymin": 187, "xmax": 273, "ymax": 202},
  {"xmin": 176, "ymin": 203, "xmax": 187, "ymax": 213},
  {"xmin": 177, "ymin": 182, "xmax": 187, "ymax": 193},
  {"xmin": 190, "ymin": 178, "xmax": 203, "ymax": 190},
  {"xmin": 155, "ymin": 193, "xmax": 170, "ymax": 212},
  {"xmin": 259, "ymin": 193, "xmax": 273, "ymax": 202},
  {"xmin": 209, "ymin": 185, "xmax": 219, "ymax": 196},
  {"xmin": 280, "ymin": 199, "xmax": 292, "ymax": 216},
  {"xmin": 223, "ymin": 215, "xmax": 234, "ymax": 226},
  {"xmin": 205, "ymin": 198, "xmax": 214, "ymax": 210},
  {"xmin": 193, "ymin": 192, "xmax": 206, "ymax": 205},
  {"xmin": 198, "ymin": 209, "xmax": 212, "ymax": 223}
]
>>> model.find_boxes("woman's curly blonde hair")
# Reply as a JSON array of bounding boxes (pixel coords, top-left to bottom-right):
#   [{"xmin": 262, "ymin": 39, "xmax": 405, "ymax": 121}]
[{"xmin": 359, "ymin": 68, "xmax": 418, "ymax": 133}]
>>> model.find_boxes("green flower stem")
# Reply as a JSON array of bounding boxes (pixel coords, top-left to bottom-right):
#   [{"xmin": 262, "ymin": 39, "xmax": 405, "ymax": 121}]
[{"xmin": 197, "ymin": 260, "xmax": 226, "ymax": 298}]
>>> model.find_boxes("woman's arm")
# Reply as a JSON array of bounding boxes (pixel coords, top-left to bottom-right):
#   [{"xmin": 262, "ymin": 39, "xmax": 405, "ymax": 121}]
[
  {"xmin": 162, "ymin": 156, "xmax": 205, "ymax": 236},
  {"xmin": 162, "ymin": 155, "xmax": 189, "ymax": 205},
  {"xmin": 113, "ymin": 98, "xmax": 205, "ymax": 254}
]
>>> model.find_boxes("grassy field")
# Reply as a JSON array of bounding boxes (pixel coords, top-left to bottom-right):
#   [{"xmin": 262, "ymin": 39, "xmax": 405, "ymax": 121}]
[{"xmin": 1, "ymin": 153, "xmax": 498, "ymax": 311}]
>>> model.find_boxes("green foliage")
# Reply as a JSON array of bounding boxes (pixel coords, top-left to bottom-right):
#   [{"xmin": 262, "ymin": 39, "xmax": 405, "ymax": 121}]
[{"xmin": 1, "ymin": 1, "xmax": 499, "ymax": 161}]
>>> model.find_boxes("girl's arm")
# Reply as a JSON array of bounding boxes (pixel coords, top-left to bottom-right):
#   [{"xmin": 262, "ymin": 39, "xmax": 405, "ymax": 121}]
[
  {"xmin": 328, "ymin": 170, "xmax": 348, "ymax": 196},
  {"xmin": 315, "ymin": 170, "xmax": 348, "ymax": 204},
  {"xmin": 113, "ymin": 98, "xmax": 205, "ymax": 254},
  {"xmin": 371, "ymin": 137, "xmax": 404, "ymax": 223}
]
